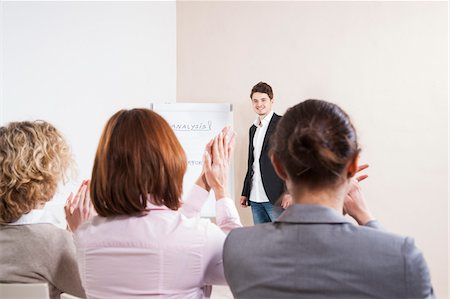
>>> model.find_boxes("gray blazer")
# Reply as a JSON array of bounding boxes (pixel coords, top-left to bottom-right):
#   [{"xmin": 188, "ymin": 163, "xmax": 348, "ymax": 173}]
[{"xmin": 223, "ymin": 204, "xmax": 435, "ymax": 299}]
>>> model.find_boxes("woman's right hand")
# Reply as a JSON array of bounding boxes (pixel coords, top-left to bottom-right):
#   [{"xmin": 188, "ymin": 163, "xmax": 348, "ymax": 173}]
[
  {"xmin": 64, "ymin": 180, "xmax": 95, "ymax": 232},
  {"xmin": 203, "ymin": 127, "xmax": 236, "ymax": 200}
]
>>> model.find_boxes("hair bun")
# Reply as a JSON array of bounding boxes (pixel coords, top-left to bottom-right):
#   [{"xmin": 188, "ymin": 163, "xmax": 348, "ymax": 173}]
[
  {"xmin": 271, "ymin": 99, "xmax": 359, "ymax": 186},
  {"xmin": 288, "ymin": 126, "xmax": 341, "ymax": 175}
]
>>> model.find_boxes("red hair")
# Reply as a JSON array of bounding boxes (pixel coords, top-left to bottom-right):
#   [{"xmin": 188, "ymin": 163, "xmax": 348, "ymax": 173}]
[{"xmin": 91, "ymin": 109, "xmax": 186, "ymax": 217}]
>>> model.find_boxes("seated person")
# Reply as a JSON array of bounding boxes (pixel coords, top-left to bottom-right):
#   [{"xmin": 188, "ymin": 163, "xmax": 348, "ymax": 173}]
[
  {"xmin": 223, "ymin": 99, "xmax": 434, "ymax": 299},
  {"xmin": 65, "ymin": 108, "xmax": 242, "ymax": 298},
  {"xmin": 0, "ymin": 121, "xmax": 85, "ymax": 299}
]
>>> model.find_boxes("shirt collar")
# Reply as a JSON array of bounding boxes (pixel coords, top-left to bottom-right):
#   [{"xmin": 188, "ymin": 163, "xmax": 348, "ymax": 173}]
[
  {"xmin": 275, "ymin": 204, "xmax": 352, "ymax": 224},
  {"xmin": 146, "ymin": 201, "xmax": 171, "ymax": 211},
  {"xmin": 146, "ymin": 195, "xmax": 172, "ymax": 211},
  {"xmin": 253, "ymin": 110, "xmax": 274, "ymax": 127},
  {"xmin": 6, "ymin": 209, "xmax": 57, "ymax": 226}
]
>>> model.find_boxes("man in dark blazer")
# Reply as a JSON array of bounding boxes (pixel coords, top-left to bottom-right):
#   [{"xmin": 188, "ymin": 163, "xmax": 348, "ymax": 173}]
[{"xmin": 240, "ymin": 82, "xmax": 291, "ymax": 224}]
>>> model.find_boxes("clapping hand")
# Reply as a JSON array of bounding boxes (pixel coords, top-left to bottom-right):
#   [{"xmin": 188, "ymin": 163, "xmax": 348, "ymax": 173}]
[
  {"xmin": 64, "ymin": 180, "xmax": 96, "ymax": 232},
  {"xmin": 343, "ymin": 164, "xmax": 374, "ymax": 225},
  {"xmin": 203, "ymin": 127, "xmax": 236, "ymax": 200}
]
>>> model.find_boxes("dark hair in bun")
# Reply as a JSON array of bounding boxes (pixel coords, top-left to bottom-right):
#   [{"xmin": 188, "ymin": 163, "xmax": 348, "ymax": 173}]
[{"xmin": 271, "ymin": 99, "xmax": 359, "ymax": 189}]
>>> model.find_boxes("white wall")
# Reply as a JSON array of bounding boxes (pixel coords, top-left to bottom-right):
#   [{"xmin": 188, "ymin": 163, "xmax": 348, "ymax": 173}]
[
  {"xmin": 0, "ymin": 2, "xmax": 3, "ymax": 125},
  {"xmin": 177, "ymin": 1, "xmax": 448, "ymax": 297},
  {"xmin": 1, "ymin": 1, "xmax": 176, "ymax": 224}
]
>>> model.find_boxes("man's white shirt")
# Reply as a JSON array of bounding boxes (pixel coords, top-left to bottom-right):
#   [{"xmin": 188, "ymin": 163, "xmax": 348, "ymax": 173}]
[{"xmin": 249, "ymin": 110, "xmax": 274, "ymax": 203}]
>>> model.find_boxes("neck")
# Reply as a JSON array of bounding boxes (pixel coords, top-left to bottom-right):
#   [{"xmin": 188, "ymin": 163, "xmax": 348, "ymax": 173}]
[
  {"xmin": 258, "ymin": 111, "xmax": 271, "ymax": 121},
  {"xmin": 288, "ymin": 181, "xmax": 349, "ymax": 213}
]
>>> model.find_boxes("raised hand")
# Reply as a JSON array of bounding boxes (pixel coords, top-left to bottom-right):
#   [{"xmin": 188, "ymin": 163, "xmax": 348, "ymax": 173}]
[
  {"xmin": 343, "ymin": 164, "xmax": 374, "ymax": 225},
  {"xmin": 64, "ymin": 180, "xmax": 95, "ymax": 232},
  {"xmin": 355, "ymin": 164, "xmax": 369, "ymax": 182},
  {"xmin": 203, "ymin": 127, "xmax": 236, "ymax": 200}
]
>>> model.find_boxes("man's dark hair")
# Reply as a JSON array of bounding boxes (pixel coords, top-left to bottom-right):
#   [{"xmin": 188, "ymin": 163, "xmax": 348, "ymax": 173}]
[{"xmin": 250, "ymin": 82, "xmax": 273, "ymax": 99}]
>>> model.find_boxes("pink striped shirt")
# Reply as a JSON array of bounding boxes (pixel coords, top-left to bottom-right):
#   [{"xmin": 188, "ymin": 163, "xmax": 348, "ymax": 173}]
[{"xmin": 74, "ymin": 185, "xmax": 241, "ymax": 299}]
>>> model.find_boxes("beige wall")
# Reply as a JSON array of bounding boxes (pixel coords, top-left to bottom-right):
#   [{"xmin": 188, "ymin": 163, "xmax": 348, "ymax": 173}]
[{"xmin": 177, "ymin": 1, "xmax": 448, "ymax": 297}]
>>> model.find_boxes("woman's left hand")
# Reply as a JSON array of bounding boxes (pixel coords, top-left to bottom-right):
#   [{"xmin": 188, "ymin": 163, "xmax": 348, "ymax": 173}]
[
  {"xmin": 64, "ymin": 180, "xmax": 95, "ymax": 232},
  {"xmin": 203, "ymin": 127, "xmax": 236, "ymax": 200},
  {"xmin": 343, "ymin": 164, "xmax": 374, "ymax": 225}
]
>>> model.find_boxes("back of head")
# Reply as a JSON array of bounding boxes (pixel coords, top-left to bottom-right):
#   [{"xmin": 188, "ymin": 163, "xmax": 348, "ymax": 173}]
[
  {"xmin": 91, "ymin": 108, "xmax": 187, "ymax": 217},
  {"xmin": 251, "ymin": 82, "xmax": 273, "ymax": 99},
  {"xmin": 0, "ymin": 121, "xmax": 73, "ymax": 223},
  {"xmin": 271, "ymin": 99, "xmax": 359, "ymax": 189}
]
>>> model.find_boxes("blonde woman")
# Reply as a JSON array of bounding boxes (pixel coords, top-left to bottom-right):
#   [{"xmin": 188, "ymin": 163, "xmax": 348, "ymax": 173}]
[{"xmin": 0, "ymin": 121, "xmax": 85, "ymax": 299}]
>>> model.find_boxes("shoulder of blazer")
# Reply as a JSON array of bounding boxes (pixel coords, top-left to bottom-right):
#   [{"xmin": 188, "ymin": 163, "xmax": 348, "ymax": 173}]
[
  {"xmin": 272, "ymin": 113, "xmax": 281, "ymax": 122},
  {"xmin": 259, "ymin": 114, "xmax": 281, "ymax": 152},
  {"xmin": 267, "ymin": 113, "xmax": 281, "ymax": 131}
]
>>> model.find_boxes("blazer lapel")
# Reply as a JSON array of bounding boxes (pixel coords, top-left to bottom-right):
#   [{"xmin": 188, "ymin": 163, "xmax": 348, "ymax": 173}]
[
  {"xmin": 249, "ymin": 125, "xmax": 257, "ymax": 158},
  {"xmin": 250, "ymin": 125, "xmax": 257, "ymax": 140},
  {"xmin": 261, "ymin": 114, "xmax": 279, "ymax": 152}
]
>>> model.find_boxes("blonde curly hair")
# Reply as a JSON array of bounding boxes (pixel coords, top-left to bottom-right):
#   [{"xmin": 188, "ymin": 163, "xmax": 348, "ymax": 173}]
[{"xmin": 0, "ymin": 121, "xmax": 74, "ymax": 223}]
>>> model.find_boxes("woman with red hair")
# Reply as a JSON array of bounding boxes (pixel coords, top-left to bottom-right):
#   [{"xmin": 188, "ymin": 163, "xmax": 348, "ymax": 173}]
[{"xmin": 66, "ymin": 108, "xmax": 241, "ymax": 298}]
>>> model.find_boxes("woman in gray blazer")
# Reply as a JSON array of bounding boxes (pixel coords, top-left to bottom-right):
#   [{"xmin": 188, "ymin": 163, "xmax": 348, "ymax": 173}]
[{"xmin": 223, "ymin": 99, "xmax": 434, "ymax": 299}]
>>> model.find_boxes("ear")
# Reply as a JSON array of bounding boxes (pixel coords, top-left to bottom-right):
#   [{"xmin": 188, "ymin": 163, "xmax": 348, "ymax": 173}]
[
  {"xmin": 271, "ymin": 153, "xmax": 288, "ymax": 181},
  {"xmin": 347, "ymin": 154, "xmax": 359, "ymax": 178}
]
